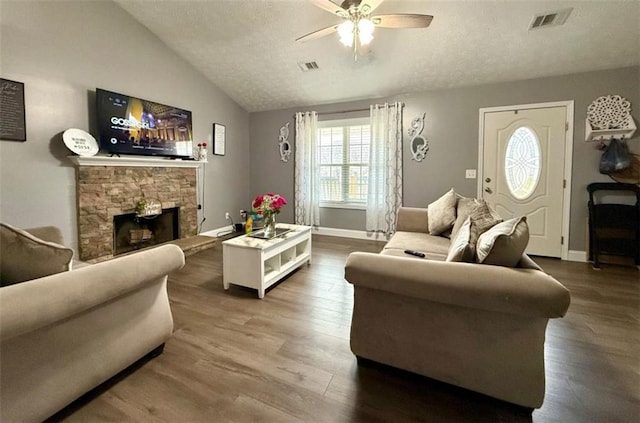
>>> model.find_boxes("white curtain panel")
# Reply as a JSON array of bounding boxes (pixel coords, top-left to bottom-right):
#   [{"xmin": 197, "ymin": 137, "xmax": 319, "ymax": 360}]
[
  {"xmin": 367, "ymin": 102, "xmax": 403, "ymax": 234},
  {"xmin": 294, "ymin": 111, "xmax": 320, "ymax": 226}
]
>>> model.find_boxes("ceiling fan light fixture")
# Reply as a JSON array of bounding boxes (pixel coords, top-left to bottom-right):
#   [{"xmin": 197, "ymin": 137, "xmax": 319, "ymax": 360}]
[
  {"xmin": 338, "ymin": 20, "xmax": 355, "ymax": 46},
  {"xmin": 358, "ymin": 18, "xmax": 374, "ymax": 45}
]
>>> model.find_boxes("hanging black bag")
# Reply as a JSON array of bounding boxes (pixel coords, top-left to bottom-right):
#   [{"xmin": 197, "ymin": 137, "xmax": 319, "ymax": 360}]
[{"xmin": 599, "ymin": 138, "xmax": 632, "ymax": 174}]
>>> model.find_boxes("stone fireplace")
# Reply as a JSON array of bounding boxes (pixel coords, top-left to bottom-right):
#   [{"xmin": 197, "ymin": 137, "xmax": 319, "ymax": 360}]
[
  {"xmin": 113, "ymin": 207, "xmax": 179, "ymax": 256},
  {"xmin": 74, "ymin": 158, "xmax": 199, "ymax": 261}
]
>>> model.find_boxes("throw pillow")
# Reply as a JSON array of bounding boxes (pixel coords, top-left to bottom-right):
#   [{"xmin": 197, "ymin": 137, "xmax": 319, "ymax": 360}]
[
  {"xmin": 427, "ymin": 189, "xmax": 457, "ymax": 235},
  {"xmin": 476, "ymin": 216, "xmax": 529, "ymax": 267},
  {"xmin": 0, "ymin": 222, "xmax": 74, "ymax": 286},
  {"xmin": 446, "ymin": 217, "xmax": 477, "ymax": 262},
  {"xmin": 452, "ymin": 199, "xmax": 503, "ymax": 240},
  {"xmin": 469, "ymin": 201, "xmax": 503, "ymax": 235},
  {"xmin": 450, "ymin": 196, "xmax": 481, "ymax": 240}
]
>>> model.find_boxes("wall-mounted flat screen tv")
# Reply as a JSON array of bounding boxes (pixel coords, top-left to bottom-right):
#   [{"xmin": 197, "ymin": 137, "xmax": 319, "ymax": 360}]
[{"xmin": 96, "ymin": 88, "xmax": 193, "ymax": 158}]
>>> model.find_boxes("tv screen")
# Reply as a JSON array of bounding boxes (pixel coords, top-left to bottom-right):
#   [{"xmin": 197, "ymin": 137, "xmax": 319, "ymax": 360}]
[{"xmin": 96, "ymin": 88, "xmax": 193, "ymax": 158}]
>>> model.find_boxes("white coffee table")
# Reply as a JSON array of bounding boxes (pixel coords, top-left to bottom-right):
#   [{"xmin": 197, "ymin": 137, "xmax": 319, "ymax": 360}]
[{"xmin": 222, "ymin": 224, "xmax": 312, "ymax": 298}]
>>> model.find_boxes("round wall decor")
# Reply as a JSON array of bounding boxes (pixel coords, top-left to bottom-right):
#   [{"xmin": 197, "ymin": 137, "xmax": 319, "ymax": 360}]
[
  {"xmin": 587, "ymin": 95, "xmax": 631, "ymax": 130},
  {"xmin": 62, "ymin": 128, "xmax": 99, "ymax": 156}
]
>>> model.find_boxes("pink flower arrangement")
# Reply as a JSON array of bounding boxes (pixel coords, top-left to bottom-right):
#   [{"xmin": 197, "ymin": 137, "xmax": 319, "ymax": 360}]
[{"xmin": 252, "ymin": 192, "xmax": 287, "ymax": 216}]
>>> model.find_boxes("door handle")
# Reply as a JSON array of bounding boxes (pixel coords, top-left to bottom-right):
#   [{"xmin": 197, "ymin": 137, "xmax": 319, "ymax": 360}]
[{"xmin": 484, "ymin": 187, "xmax": 493, "ymax": 194}]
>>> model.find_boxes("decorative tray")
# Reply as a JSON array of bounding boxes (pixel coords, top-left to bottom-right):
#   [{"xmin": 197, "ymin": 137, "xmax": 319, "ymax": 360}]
[{"xmin": 247, "ymin": 227, "xmax": 292, "ymax": 240}]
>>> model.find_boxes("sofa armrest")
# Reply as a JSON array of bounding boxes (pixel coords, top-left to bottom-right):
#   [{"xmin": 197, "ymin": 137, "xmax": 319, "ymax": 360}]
[
  {"xmin": 0, "ymin": 244, "xmax": 185, "ymax": 341},
  {"xmin": 24, "ymin": 226, "xmax": 65, "ymax": 245},
  {"xmin": 396, "ymin": 207, "xmax": 429, "ymax": 233},
  {"xmin": 345, "ymin": 252, "xmax": 570, "ymax": 318}
]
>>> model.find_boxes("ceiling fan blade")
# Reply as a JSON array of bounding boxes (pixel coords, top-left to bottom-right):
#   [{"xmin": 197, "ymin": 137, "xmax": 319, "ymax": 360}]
[
  {"xmin": 309, "ymin": 0, "xmax": 348, "ymax": 17},
  {"xmin": 371, "ymin": 14, "xmax": 433, "ymax": 28},
  {"xmin": 359, "ymin": 0, "xmax": 384, "ymax": 14},
  {"xmin": 296, "ymin": 24, "xmax": 339, "ymax": 43}
]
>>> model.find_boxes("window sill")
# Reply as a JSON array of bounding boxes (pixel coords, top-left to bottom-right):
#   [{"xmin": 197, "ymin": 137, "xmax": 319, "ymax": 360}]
[{"xmin": 320, "ymin": 203, "xmax": 366, "ymax": 211}]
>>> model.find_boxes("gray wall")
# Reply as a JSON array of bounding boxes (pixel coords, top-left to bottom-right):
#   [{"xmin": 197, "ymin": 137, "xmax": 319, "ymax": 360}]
[
  {"xmin": 249, "ymin": 100, "xmax": 371, "ymax": 229},
  {"xmin": 250, "ymin": 66, "xmax": 640, "ymax": 252},
  {"xmin": 0, "ymin": 0, "xmax": 250, "ymax": 251}
]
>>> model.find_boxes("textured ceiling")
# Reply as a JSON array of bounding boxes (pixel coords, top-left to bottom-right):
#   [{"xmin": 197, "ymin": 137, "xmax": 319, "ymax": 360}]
[{"xmin": 116, "ymin": 0, "xmax": 640, "ymax": 113}]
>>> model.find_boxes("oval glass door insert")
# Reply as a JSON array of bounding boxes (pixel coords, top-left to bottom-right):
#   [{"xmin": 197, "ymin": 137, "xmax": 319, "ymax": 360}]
[{"xmin": 504, "ymin": 126, "xmax": 541, "ymax": 200}]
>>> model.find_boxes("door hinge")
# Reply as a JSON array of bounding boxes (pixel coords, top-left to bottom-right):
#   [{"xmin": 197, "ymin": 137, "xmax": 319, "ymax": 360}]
[
  {"xmin": 565, "ymin": 122, "xmax": 569, "ymax": 131},
  {"xmin": 563, "ymin": 179, "xmax": 566, "ymax": 188},
  {"xmin": 561, "ymin": 236, "xmax": 564, "ymax": 245}
]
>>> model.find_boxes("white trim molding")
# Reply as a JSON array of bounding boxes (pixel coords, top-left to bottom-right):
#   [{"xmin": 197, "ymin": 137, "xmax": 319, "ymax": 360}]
[
  {"xmin": 478, "ymin": 100, "xmax": 574, "ymax": 261},
  {"xmin": 69, "ymin": 155, "xmax": 204, "ymax": 168},
  {"xmin": 201, "ymin": 226, "xmax": 233, "ymax": 237},
  {"xmin": 567, "ymin": 250, "xmax": 588, "ymax": 262},
  {"xmin": 312, "ymin": 226, "xmax": 389, "ymax": 241}
]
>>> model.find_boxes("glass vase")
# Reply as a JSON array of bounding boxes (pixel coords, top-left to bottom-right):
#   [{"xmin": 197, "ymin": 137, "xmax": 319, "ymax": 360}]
[{"xmin": 263, "ymin": 212, "xmax": 276, "ymax": 238}]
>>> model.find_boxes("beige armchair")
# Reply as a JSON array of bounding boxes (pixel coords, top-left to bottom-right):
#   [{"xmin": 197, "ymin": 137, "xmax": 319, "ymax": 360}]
[{"xmin": 0, "ymin": 223, "xmax": 185, "ymax": 422}]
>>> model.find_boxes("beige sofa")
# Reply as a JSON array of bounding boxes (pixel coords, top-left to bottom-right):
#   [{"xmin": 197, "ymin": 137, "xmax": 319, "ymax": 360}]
[
  {"xmin": 0, "ymin": 224, "xmax": 185, "ymax": 422},
  {"xmin": 344, "ymin": 207, "xmax": 571, "ymax": 409}
]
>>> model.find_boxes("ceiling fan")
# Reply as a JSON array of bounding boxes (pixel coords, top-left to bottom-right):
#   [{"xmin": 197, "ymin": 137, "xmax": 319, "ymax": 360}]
[{"xmin": 296, "ymin": 0, "xmax": 433, "ymax": 57}]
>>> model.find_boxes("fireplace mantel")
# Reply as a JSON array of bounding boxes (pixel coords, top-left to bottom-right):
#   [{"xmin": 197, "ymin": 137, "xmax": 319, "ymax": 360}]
[{"xmin": 68, "ymin": 155, "xmax": 204, "ymax": 168}]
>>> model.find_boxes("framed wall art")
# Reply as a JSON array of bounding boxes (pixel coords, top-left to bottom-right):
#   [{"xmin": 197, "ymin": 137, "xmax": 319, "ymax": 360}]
[
  {"xmin": 213, "ymin": 123, "xmax": 225, "ymax": 156},
  {"xmin": 0, "ymin": 78, "xmax": 26, "ymax": 141}
]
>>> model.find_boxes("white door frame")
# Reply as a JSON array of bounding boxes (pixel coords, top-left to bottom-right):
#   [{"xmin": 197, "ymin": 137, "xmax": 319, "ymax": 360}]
[{"xmin": 478, "ymin": 100, "xmax": 574, "ymax": 260}]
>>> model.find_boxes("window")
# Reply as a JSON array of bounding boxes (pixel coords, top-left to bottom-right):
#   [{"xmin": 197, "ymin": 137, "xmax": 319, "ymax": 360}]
[
  {"xmin": 318, "ymin": 118, "xmax": 370, "ymax": 208},
  {"xmin": 505, "ymin": 126, "xmax": 541, "ymax": 200}
]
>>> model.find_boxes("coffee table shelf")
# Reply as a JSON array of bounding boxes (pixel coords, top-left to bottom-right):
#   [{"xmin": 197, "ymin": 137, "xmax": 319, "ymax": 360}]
[{"xmin": 222, "ymin": 224, "xmax": 312, "ymax": 298}]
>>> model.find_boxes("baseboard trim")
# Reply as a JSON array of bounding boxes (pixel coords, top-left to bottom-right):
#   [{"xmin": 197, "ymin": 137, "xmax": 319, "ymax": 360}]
[
  {"xmin": 203, "ymin": 226, "xmax": 590, "ymax": 262},
  {"xmin": 312, "ymin": 226, "xmax": 389, "ymax": 241},
  {"xmin": 200, "ymin": 225, "xmax": 233, "ymax": 237},
  {"xmin": 567, "ymin": 250, "xmax": 587, "ymax": 262}
]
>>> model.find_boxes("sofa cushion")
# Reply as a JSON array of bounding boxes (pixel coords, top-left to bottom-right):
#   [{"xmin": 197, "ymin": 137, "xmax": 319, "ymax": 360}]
[
  {"xmin": 0, "ymin": 223, "xmax": 74, "ymax": 286},
  {"xmin": 427, "ymin": 189, "xmax": 457, "ymax": 235},
  {"xmin": 446, "ymin": 217, "xmax": 477, "ymax": 262},
  {"xmin": 384, "ymin": 231, "xmax": 450, "ymax": 261},
  {"xmin": 476, "ymin": 217, "xmax": 529, "ymax": 267}
]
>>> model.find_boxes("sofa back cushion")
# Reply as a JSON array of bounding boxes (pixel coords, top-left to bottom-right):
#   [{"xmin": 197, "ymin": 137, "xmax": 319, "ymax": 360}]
[
  {"xmin": 0, "ymin": 223, "xmax": 74, "ymax": 286},
  {"xmin": 476, "ymin": 217, "xmax": 529, "ymax": 267}
]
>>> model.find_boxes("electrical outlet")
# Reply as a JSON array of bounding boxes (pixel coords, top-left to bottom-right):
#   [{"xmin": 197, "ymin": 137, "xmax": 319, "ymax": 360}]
[
  {"xmin": 465, "ymin": 169, "xmax": 477, "ymax": 179},
  {"xmin": 225, "ymin": 212, "xmax": 231, "ymax": 220}
]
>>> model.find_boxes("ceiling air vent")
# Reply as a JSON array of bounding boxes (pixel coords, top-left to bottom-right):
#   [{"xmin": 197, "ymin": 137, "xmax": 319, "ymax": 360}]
[
  {"xmin": 298, "ymin": 61, "xmax": 319, "ymax": 72},
  {"xmin": 529, "ymin": 8, "xmax": 572, "ymax": 30}
]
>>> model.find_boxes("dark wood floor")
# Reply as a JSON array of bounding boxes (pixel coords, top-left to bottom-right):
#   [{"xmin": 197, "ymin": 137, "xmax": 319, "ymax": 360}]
[{"xmin": 57, "ymin": 235, "xmax": 639, "ymax": 422}]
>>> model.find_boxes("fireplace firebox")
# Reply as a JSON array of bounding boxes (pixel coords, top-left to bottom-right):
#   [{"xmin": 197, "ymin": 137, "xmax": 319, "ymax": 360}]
[{"xmin": 113, "ymin": 208, "xmax": 179, "ymax": 256}]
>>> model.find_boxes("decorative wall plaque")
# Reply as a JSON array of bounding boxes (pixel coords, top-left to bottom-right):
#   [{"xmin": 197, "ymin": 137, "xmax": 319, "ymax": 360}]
[
  {"xmin": 408, "ymin": 112, "xmax": 428, "ymax": 161},
  {"xmin": 279, "ymin": 122, "xmax": 291, "ymax": 162},
  {"xmin": 585, "ymin": 94, "xmax": 636, "ymax": 142},
  {"xmin": 62, "ymin": 128, "xmax": 99, "ymax": 156},
  {"xmin": 0, "ymin": 78, "xmax": 26, "ymax": 141}
]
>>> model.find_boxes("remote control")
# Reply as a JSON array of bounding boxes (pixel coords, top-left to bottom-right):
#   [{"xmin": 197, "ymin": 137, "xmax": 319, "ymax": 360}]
[{"xmin": 404, "ymin": 249, "xmax": 425, "ymax": 258}]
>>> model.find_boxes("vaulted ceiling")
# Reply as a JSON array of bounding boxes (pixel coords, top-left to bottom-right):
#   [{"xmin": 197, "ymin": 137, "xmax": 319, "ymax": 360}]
[{"xmin": 116, "ymin": 0, "xmax": 640, "ymax": 113}]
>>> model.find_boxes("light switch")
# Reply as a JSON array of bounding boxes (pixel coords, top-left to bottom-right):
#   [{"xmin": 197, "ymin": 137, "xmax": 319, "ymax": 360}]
[{"xmin": 465, "ymin": 169, "xmax": 477, "ymax": 179}]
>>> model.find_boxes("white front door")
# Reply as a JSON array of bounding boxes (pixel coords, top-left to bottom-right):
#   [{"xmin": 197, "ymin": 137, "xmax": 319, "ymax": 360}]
[{"xmin": 481, "ymin": 106, "xmax": 568, "ymax": 258}]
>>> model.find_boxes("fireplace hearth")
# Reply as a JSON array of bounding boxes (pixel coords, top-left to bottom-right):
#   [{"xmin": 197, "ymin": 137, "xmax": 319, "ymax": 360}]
[{"xmin": 113, "ymin": 208, "xmax": 179, "ymax": 256}]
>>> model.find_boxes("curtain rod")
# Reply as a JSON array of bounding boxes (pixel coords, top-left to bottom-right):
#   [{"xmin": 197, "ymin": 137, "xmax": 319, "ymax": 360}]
[{"xmin": 293, "ymin": 102, "xmax": 404, "ymax": 118}]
